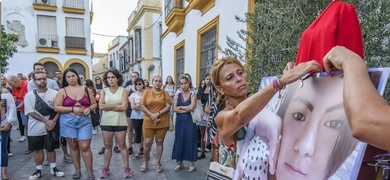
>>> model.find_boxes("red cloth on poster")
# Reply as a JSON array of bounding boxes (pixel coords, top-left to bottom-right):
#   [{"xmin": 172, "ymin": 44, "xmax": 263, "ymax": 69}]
[{"xmin": 295, "ymin": 0, "xmax": 364, "ymax": 69}]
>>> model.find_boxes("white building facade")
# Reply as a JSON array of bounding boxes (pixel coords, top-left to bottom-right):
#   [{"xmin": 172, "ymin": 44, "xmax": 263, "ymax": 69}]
[
  {"xmin": 2, "ymin": 0, "xmax": 93, "ymax": 78},
  {"xmin": 161, "ymin": 0, "xmax": 254, "ymax": 86},
  {"xmin": 127, "ymin": 0, "xmax": 162, "ymax": 82}
]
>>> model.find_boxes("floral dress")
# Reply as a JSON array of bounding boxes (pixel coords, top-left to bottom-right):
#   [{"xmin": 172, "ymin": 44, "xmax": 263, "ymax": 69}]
[{"xmin": 219, "ymin": 127, "xmax": 246, "ymax": 167}]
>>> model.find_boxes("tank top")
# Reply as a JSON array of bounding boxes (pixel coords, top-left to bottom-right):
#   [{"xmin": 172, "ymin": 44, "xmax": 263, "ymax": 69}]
[
  {"xmin": 100, "ymin": 87, "xmax": 127, "ymax": 126},
  {"xmin": 63, "ymin": 88, "xmax": 90, "ymax": 107}
]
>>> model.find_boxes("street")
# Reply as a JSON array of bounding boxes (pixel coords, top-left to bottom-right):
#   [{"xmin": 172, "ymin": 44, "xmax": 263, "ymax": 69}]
[{"xmin": 7, "ymin": 125, "xmax": 211, "ymax": 180}]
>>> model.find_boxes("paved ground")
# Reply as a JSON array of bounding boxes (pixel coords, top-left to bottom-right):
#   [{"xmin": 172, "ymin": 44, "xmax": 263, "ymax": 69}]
[{"xmin": 6, "ymin": 124, "xmax": 212, "ymax": 180}]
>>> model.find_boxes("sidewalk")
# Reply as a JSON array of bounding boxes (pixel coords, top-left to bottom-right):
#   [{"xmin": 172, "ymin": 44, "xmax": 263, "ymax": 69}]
[{"xmin": 7, "ymin": 125, "xmax": 211, "ymax": 180}]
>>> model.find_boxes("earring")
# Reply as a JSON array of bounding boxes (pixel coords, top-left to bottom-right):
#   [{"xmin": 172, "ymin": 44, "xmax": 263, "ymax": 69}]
[{"xmin": 220, "ymin": 94, "xmax": 227, "ymax": 101}]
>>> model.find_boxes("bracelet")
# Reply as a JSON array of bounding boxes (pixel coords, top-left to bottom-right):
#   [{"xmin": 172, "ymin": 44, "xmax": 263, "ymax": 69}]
[
  {"xmin": 276, "ymin": 78, "xmax": 285, "ymax": 90},
  {"xmin": 89, "ymin": 107, "xmax": 92, "ymax": 111},
  {"xmin": 273, "ymin": 78, "xmax": 281, "ymax": 92},
  {"xmin": 158, "ymin": 111, "xmax": 161, "ymax": 115},
  {"xmin": 71, "ymin": 106, "xmax": 74, "ymax": 113}
]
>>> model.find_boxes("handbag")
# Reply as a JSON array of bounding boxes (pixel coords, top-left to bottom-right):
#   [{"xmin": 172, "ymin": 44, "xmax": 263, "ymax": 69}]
[
  {"xmin": 85, "ymin": 87, "xmax": 100, "ymax": 127},
  {"xmin": 190, "ymin": 93, "xmax": 204, "ymax": 123},
  {"xmin": 33, "ymin": 89, "xmax": 55, "ymax": 116},
  {"xmin": 33, "ymin": 90, "xmax": 59, "ymax": 141},
  {"xmin": 206, "ymin": 162, "xmax": 235, "ymax": 180}
]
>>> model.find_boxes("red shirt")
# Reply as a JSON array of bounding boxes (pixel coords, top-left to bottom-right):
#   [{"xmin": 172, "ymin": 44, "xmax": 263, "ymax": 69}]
[
  {"xmin": 295, "ymin": 0, "xmax": 364, "ymax": 69},
  {"xmin": 12, "ymin": 80, "xmax": 28, "ymax": 112}
]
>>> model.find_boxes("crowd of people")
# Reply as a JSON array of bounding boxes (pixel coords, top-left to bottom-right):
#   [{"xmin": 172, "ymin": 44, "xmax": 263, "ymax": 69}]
[{"xmin": 0, "ymin": 62, "xmax": 217, "ymax": 180}]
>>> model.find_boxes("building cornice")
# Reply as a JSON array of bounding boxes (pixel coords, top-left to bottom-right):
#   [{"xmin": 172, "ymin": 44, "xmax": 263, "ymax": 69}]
[
  {"xmin": 36, "ymin": 47, "xmax": 60, "ymax": 54},
  {"xmin": 126, "ymin": 5, "xmax": 161, "ymax": 32}
]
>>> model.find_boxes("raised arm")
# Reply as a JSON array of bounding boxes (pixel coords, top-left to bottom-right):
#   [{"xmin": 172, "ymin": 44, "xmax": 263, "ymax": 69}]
[
  {"xmin": 324, "ymin": 46, "xmax": 390, "ymax": 150},
  {"xmin": 216, "ymin": 60, "xmax": 321, "ymax": 141}
]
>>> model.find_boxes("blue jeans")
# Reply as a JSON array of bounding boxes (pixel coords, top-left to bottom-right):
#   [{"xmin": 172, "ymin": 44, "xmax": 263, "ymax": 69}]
[{"xmin": 1, "ymin": 129, "xmax": 11, "ymax": 167}]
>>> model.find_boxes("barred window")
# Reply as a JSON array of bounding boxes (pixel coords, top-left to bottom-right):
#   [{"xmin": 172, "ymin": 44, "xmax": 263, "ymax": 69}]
[
  {"xmin": 200, "ymin": 26, "xmax": 216, "ymax": 82},
  {"xmin": 176, "ymin": 46, "xmax": 184, "ymax": 88}
]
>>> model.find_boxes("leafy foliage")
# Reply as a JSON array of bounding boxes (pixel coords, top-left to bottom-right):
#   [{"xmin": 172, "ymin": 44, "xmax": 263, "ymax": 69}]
[
  {"xmin": 1, "ymin": 25, "xmax": 18, "ymax": 73},
  {"xmin": 220, "ymin": 0, "xmax": 390, "ymax": 101}
]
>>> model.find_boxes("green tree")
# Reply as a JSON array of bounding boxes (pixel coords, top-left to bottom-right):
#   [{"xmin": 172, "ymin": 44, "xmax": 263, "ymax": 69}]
[
  {"xmin": 1, "ymin": 25, "xmax": 18, "ymax": 73},
  {"xmin": 221, "ymin": 0, "xmax": 390, "ymax": 101}
]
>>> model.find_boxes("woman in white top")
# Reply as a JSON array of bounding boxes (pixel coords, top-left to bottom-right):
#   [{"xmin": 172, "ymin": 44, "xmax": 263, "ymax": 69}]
[
  {"xmin": 163, "ymin": 76, "xmax": 176, "ymax": 117},
  {"xmin": 130, "ymin": 78, "xmax": 145, "ymax": 159},
  {"xmin": 1, "ymin": 88, "xmax": 17, "ymax": 180}
]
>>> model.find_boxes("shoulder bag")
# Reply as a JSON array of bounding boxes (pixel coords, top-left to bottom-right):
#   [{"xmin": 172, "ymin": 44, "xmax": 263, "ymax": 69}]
[
  {"xmin": 190, "ymin": 93, "xmax": 203, "ymax": 123},
  {"xmin": 85, "ymin": 87, "xmax": 100, "ymax": 127}
]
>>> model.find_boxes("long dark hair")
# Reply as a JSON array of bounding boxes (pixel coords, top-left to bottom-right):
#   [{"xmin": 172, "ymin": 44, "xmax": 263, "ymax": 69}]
[{"xmin": 61, "ymin": 68, "xmax": 82, "ymax": 88}]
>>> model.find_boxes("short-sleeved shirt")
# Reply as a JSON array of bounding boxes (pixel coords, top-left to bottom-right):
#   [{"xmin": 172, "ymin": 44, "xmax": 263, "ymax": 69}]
[
  {"xmin": 12, "ymin": 80, "xmax": 28, "ymax": 112},
  {"xmin": 28, "ymin": 78, "xmax": 59, "ymax": 91},
  {"xmin": 100, "ymin": 87, "xmax": 127, "ymax": 126},
  {"xmin": 24, "ymin": 89, "xmax": 58, "ymax": 136},
  {"xmin": 130, "ymin": 92, "xmax": 144, "ymax": 119},
  {"xmin": 141, "ymin": 89, "xmax": 171, "ymax": 129}
]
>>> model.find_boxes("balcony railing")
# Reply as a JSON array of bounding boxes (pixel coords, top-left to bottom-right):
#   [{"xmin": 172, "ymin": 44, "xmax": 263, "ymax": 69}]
[
  {"xmin": 65, "ymin": 36, "xmax": 86, "ymax": 49},
  {"xmin": 33, "ymin": 0, "xmax": 56, "ymax": 6},
  {"xmin": 36, "ymin": 34, "xmax": 59, "ymax": 48},
  {"xmin": 63, "ymin": 0, "xmax": 84, "ymax": 9}
]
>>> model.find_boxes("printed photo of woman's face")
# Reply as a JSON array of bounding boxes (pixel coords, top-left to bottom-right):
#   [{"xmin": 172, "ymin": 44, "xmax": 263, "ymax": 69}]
[{"xmin": 276, "ymin": 76, "xmax": 357, "ymax": 180}]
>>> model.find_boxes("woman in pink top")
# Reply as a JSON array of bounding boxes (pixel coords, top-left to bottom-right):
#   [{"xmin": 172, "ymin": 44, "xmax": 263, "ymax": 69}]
[{"xmin": 54, "ymin": 68, "xmax": 97, "ymax": 180}]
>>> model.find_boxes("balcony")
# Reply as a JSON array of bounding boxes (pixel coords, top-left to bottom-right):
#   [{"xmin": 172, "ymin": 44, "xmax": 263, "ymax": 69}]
[
  {"xmin": 63, "ymin": 0, "xmax": 85, "ymax": 14},
  {"xmin": 33, "ymin": 0, "xmax": 57, "ymax": 12},
  {"xmin": 164, "ymin": 7, "xmax": 185, "ymax": 36},
  {"xmin": 65, "ymin": 36, "xmax": 87, "ymax": 55},
  {"xmin": 188, "ymin": 0, "xmax": 215, "ymax": 15},
  {"xmin": 36, "ymin": 34, "xmax": 60, "ymax": 53}
]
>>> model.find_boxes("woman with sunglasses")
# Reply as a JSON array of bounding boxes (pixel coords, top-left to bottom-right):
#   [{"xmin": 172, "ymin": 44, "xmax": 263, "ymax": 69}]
[
  {"xmin": 94, "ymin": 76, "xmax": 103, "ymax": 91},
  {"xmin": 130, "ymin": 78, "xmax": 145, "ymax": 159},
  {"xmin": 140, "ymin": 75, "xmax": 171, "ymax": 172}
]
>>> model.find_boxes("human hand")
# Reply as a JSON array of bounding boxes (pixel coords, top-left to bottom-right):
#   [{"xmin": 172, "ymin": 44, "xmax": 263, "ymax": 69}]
[
  {"xmin": 280, "ymin": 60, "xmax": 322, "ymax": 86},
  {"xmin": 83, "ymin": 107, "xmax": 91, "ymax": 115},
  {"xmin": 2, "ymin": 123, "xmax": 12, "ymax": 131},
  {"xmin": 73, "ymin": 106, "xmax": 83, "ymax": 115},
  {"xmin": 252, "ymin": 109, "xmax": 282, "ymax": 175},
  {"xmin": 45, "ymin": 120, "xmax": 56, "ymax": 131},
  {"xmin": 323, "ymin": 46, "xmax": 363, "ymax": 74}
]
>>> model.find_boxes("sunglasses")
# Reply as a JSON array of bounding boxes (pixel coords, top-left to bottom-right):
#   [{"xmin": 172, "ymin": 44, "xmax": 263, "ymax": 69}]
[{"xmin": 136, "ymin": 83, "xmax": 143, "ymax": 86}]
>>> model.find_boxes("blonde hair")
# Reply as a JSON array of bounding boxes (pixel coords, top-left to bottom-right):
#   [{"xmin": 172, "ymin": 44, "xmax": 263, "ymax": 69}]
[{"xmin": 210, "ymin": 56, "xmax": 245, "ymax": 107}]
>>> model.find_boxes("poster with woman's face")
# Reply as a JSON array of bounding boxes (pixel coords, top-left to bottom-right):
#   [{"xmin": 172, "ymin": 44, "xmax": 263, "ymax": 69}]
[{"xmin": 237, "ymin": 69, "xmax": 390, "ymax": 180}]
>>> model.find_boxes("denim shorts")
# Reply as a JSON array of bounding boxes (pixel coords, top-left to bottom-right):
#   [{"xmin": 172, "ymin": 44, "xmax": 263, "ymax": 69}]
[
  {"xmin": 59, "ymin": 113, "xmax": 92, "ymax": 140},
  {"xmin": 20, "ymin": 112, "xmax": 29, "ymax": 126},
  {"xmin": 197, "ymin": 119, "xmax": 207, "ymax": 127}
]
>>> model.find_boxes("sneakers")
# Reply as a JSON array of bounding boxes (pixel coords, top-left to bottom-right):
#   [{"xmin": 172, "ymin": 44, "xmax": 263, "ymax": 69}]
[
  {"xmin": 98, "ymin": 147, "xmax": 105, "ymax": 155},
  {"xmin": 174, "ymin": 161, "xmax": 184, "ymax": 171},
  {"xmin": 189, "ymin": 163, "xmax": 196, "ymax": 172},
  {"xmin": 8, "ymin": 152, "xmax": 13, "ymax": 157},
  {"xmin": 50, "ymin": 167, "xmax": 65, "ymax": 177},
  {"xmin": 113, "ymin": 146, "xmax": 120, "ymax": 153},
  {"xmin": 128, "ymin": 147, "xmax": 133, "ymax": 154},
  {"xmin": 124, "ymin": 167, "xmax": 132, "ymax": 178},
  {"xmin": 92, "ymin": 129, "xmax": 97, "ymax": 135},
  {"xmin": 43, "ymin": 160, "xmax": 49, "ymax": 166},
  {"xmin": 19, "ymin": 136, "xmax": 26, "ymax": 142},
  {"xmin": 29, "ymin": 169, "xmax": 42, "ymax": 180},
  {"xmin": 63, "ymin": 154, "xmax": 73, "ymax": 163},
  {"xmin": 100, "ymin": 168, "xmax": 110, "ymax": 178}
]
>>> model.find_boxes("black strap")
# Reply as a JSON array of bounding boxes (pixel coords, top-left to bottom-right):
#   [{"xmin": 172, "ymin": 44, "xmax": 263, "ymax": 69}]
[{"xmin": 85, "ymin": 87, "xmax": 91, "ymax": 106}]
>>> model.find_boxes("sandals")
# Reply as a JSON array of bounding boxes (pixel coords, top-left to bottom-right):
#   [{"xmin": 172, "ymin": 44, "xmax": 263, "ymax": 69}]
[
  {"xmin": 156, "ymin": 163, "xmax": 163, "ymax": 173},
  {"xmin": 141, "ymin": 162, "xmax": 147, "ymax": 172},
  {"xmin": 198, "ymin": 153, "xmax": 205, "ymax": 159},
  {"xmin": 87, "ymin": 173, "xmax": 95, "ymax": 180},
  {"xmin": 72, "ymin": 171, "xmax": 81, "ymax": 179}
]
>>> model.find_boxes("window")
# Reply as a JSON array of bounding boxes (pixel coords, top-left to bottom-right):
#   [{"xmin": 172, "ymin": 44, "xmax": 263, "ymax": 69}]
[
  {"xmin": 37, "ymin": 15, "xmax": 58, "ymax": 47},
  {"xmin": 129, "ymin": 38, "xmax": 134, "ymax": 63},
  {"xmin": 164, "ymin": 0, "xmax": 174, "ymax": 17},
  {"xmin": 200, "ymin": 26, "xmax": 216, "ymax": 82},
  {"xmin": 66, "ymin": 18, "xmax": 84, "ymax": 37},
  {"xmin": 134, "ymin": 29, "xmax": 142, "ymax": 59},
  {"xmin": 65, "ymin": 17, "xmax": 85, "ymax": 49},
  {"xmin": 43, "ymin": 62, "xmax": 59, "ymax": 78},
  {"xmin": 63, "ymin": 0, "xmax": 84, "ymax": 9},
  {"xmin": 175, "ymin": 41, "xmax": 184, "ymax": 88},
  {"xmin": 69, "ymin": 63, "xmax": 86, "ymax": 77}
]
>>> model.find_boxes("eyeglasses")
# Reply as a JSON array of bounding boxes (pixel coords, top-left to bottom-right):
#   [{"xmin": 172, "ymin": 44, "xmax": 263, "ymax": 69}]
[
  {"xmin": 35, "ymin": 78, "xmax": 47, "ymax": 81},
  {"xmin": 55, "ymin": 73, "xmax": 62, "ymax": 75},
  {"xmin": 136, "ymin": 83, "xmax": 143, "ymax": 86}
]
